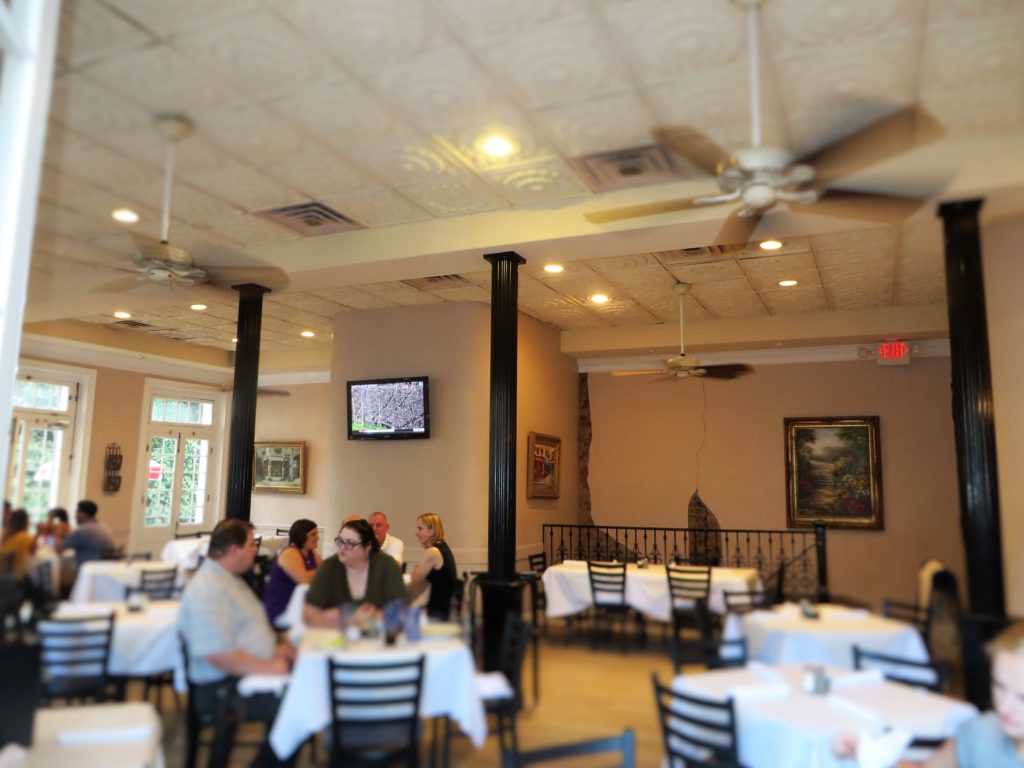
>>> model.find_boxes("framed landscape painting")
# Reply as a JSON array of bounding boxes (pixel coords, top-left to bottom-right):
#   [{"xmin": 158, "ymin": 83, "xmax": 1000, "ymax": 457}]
[
  {"xmin": 253, "ymin": 442, "xmax": 306, "ymax": 494},
  {"xmin": 784, "ymin": 417, "xmax": 883, "ymax": 530},
  {"xmin": 527, "ymin": 432, "xmax": 560, "ymax": 499}
]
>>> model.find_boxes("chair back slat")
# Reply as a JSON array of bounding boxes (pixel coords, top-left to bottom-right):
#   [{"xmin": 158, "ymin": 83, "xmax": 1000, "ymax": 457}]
[
  {"xmin": 527, "ymin": 552, "xmax": 547, "ymax": 575},
  {"xmin": 666, "ymin": 564, "xmax": 711, "ymax": 603},
  {"xmin": 37, "ymin": 613, "xmax": 115, "ymax": 702},
  {"xmin": 587, "ymin": 561, "xmax": 627, "ymax": 605},
  {"xmin": 723, "ymin": 589, "xmax": 771, "ymax": 614},
  {"xmin": 518, "ymin": 728, "xmax": 635, "ymax": 767},
  {"xmin": 672, "ymin": 637, "xmax": 748, "ymax": 674},
  {"xmin": 852, "ymin": 645, "xmax": 946, "ymax": 692},
  {"xmin": 652, "ymin": 675, "xmax": 741, "ymax": 767},
  {"xmin": 128, "ymin": 566, "xmax": 178, "ymax": 600}
]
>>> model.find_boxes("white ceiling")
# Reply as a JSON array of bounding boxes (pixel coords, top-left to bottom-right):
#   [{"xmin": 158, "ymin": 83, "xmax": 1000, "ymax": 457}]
[{"xmin": 24, "ymin": 0, "xmax": 1024, "ymax": 359}]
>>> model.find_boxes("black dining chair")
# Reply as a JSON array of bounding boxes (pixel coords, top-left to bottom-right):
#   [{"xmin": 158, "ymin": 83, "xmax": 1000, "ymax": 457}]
[
  {"xmin": 126, "ymin": 565, "xmax": 178, "ymax": 600},
  {"xmin": 327, "ymin": 654, "xmax": 425, "ymax": 767},
  {"xmin": 852, "ymin": 645, "xmax": 947, "ymax": 693},
  {"xmin": 517, "ymin": 728, "xmax": 636, "ymax": 767},
  {"xmin": 666, "ymin": 564, "xmax": 713, "ymax": 641},
  {"xmin": 723, "ymin": 589, "xmax": 772, "ymax": 614},
  {"xmin": 0, "ymin": 574, "xmax": 26, "ymax": 644},
  {"xmin": 652, "ymin": 674, "xmax": 742, "ymax": 768},
  {"xmin": 671, "ymin": 636, "xmax": 748, "ymax": 675},
  {"xmin": 38, "ymin": 612, "xmax": 118, "ymax": 704},
  {"xmin": 275, "ymin": 527, "xmax": 290, "ymax": 537},
  {"xmin": 586, "ymin": 561, "xmax": 644, "ymax": 650},
  {"xmin": 527, "ymin": 552, "xmax": 548, "ymax": 633},
  {"xmin": 883, "ymin": 598, "xmax": 932, "ymax": 648}
]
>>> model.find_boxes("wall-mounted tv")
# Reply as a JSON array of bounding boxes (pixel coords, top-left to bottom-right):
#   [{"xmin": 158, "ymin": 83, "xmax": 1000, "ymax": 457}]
[{"xmin": 347, "ymin": 376, "xmax": 430, "ymax": 440}]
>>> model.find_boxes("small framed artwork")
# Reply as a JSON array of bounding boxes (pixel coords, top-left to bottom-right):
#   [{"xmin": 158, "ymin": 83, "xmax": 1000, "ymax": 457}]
[
  {"xmin": 253, "ymin": 442, "xmax": 306, "ymax": 494},
  {"xmin": 527, "ymin": 432, "xmax": 560, "ymax": 499},
  {"xmin": 785, "ymin": 417, "xmax": 883, "ymax": 530}
]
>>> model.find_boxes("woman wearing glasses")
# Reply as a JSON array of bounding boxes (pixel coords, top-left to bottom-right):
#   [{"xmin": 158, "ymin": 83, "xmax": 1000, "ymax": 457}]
[
  {"xmin": 303, "ymin": 518, "xmax": 406, "ymax": 628},
  {"xmin": 407, "ymin": 513, "xmax": 459, "ymax": 621}
]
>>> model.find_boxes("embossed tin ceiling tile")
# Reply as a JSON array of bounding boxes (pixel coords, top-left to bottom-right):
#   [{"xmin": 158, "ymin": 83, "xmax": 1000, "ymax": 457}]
[
  {"xmin": 268, "ymin": 75, "xmax": 400, "ymax": 146},
  {"xmin": 428, "ymin": 285, "xmax": 492, "ymax": 303},
  {"xmin": 194, "ymin": 102, "xmax": 321, "ymax": 166},
  {"xmin": 164, "ymin": 222, "xmax": 245, "ymax": 253},
  {"xmin": 590, "ymin": 266, "xmax": 677, "ymax": 298},
  {"xmin": 35, "ymin": 202, "xmax": 118, "ymax": 242},
  {"xmin": 474, "ymin": 14, "xmax": 631, "ymax": 110},
  {"xmin": 352, "ymin": 135, "xmax": 465, "ymax": 185},
  {"xmin": 281, "ymin": 0, "xmax": 452, "ymax": 73},
  {"xmin": 517, "ymin": 278, "xmax": 565, "ymax": 305},
  {"xmin": 266, "ymin": 292, "xmax": 346, "ymax": 318},
  {"xmin": 396, "ymin": 176, "xmax": 508, "ymax": 217},
  {"xmin": 171, "ymin": 9, "xmax": 335, "ymax": 97},
  {"xmin": 58, "ymin": 0, "xmax": 157, "ymax": 67},
  {"xmin": 436, "ymin": 112, "xmax": 556, "ymax": 171},
  {"xmin": 739, "ymin": 251, "xmax": 820, "ymax": 279},
  {"xmin": 531, "ymin": 91, "xmax": 660, "ymax": 156},
  {"xmin": 101, "ymin": 0, "xmax": 260, "ymax": 37},
  {"xmin": 49, "ymin": 73, "xmax": 153, "ymax": 138},
  {"xmin": 197, "ymin": 212, "xmax": 298, "ymax": 246},
  {"xmin": 602, "ymin": 0, "xmax": 741, "ymax": 83},
  {"xmin": 759, "ymin": 285, "xmax": 829, "ymax": 315},
  {"xmin": 58, "ymin": 141, "xmax": 164, "ymax": 197},
  {"xmin": 308, "ymin": 286, "xmax": 396, "ymax": 310},
  {"xmin": 826, "ymin": 283, "xmax": 892, "ymax": 311},
  {"xmin": 921, "ymin": 80, "xmax": 1024, "ymax": 135},
  {"xmin": 185, "ymin": 164, "xmax": 306, "ymax": 212},
  {"xmin": 894, "ymin": 268, "xmax": 946, "ymax": 306},
  {"xmin": 264, "ymin": 150, "xmax": 370, "ymax": 200},
  {"xmin": 923, "ymin": 14, "xmax": 1024, "ymax": 91},
  {"xmin": 763, "ymin": 0, "xmax": 920, "ymax": 53},
  {"xmin": 320, "ymin": 188, "xmax": 431, "ymax": 228},
  {"xmin": 596, "ymin": 301, "xmax": 660, "ymax": 327},
  {"xmin": 927, "ymin": 0, "xmax": 1023, "ymax": 26},
  {"xmin": 480, "ymin": 159, "xmax": 591, "ymax": 205},
  {"xmin": 587, "ymin": 252, "xmax": 661, "ymax": 271},
  {"xmin": 358, "ymin": 282, "xmax": 444, "ymax": 306},
  {"xmin": 82, "ymin": 44, "xmax": 237, "ymax": 113},
  {"xmin": 539, "ymin": 270, "xmax": 614, "ymax": 299},
  {"xmin": 436, "ymin": 0, "xmax": 584, "ymax": 42},
  {"xmin": 691, "ymin": 277, "xmax": 763, "ymax": 308},
  {"xmin": 811, "ymin": 227, "xmax": 899, "ymax": 253}
]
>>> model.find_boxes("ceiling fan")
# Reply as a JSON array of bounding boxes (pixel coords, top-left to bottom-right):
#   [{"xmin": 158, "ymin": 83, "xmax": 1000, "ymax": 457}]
[
  {"xmin": 585, "ymin": 0, "xmax": 944, "ymax": 241},
  {"xmin": 612, "ymin": 284, "xmax": 753, "ymax": 381},
  {"xmin": 94, "ymin": 114, "xmax": 287, "ymax": 304}
]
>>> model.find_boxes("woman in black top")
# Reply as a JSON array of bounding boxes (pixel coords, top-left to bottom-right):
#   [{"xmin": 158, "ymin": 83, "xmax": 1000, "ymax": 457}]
[{"xmin": 407, "ymin": 513, "xmax": 458, "ymax": 621}]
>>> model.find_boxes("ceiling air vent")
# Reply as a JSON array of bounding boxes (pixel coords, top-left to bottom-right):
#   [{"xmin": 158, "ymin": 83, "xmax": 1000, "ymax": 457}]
[
  {"xmin": 111, "ymin": 319, "xmax": 154, "ymax": 330},
  {"xmin": 256, "ymin": 202, "xmax": 364, "ymax": 236},
  {"xmin": 402, "ymin": 274, "xmax": 473, "ymax": 291},
  {"xmin": 571, "ymin": 145, "xmax": 685, "ymax": 193},
  {"xmin": 653, "ymin": 245, "xmax": 736, "ymax": 266}
]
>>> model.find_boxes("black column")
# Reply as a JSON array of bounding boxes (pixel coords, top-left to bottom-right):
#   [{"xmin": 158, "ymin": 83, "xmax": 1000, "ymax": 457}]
[
  {"xmin": 937, "ymin": 199, "xmax": 1005, "ymax": 616},
  {"xmin": 225, "ymin": 283, "xmax": 269, "ymax": 521},
  {"xmin": 480, "ymin": 250, "xmax": 525, "ymax": 669}
]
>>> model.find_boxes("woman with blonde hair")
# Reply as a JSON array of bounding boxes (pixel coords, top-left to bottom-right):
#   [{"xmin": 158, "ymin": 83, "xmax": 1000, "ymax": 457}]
[{"xmin": 407, "ymin": 513, "xmax": 458, "ymax": 621}]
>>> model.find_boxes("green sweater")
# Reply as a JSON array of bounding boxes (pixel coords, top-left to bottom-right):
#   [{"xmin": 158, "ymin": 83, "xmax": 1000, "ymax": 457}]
[{"xmin": 305, "ymin": 551, "xmax": 407, "ymax": 609}]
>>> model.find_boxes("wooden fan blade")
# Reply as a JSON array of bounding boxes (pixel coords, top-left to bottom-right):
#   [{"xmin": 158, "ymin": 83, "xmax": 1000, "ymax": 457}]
[
  {"xmin": 653, "ymin": 125, "xmax": 733, "ymax": 176},
  {"xmin": 797, "ymin": 105, "xmax": 944, "ymax": 186},
  {"xmin": 789, "ymin": 189, "xmax": 925, "ymax": 224},
  {"xmin": 713, "ymin": 208, "xmax": 763, "ymax": 245},
  {"xmin": 611, "ymin": 370, "xmax": 668, "ymax": 377},
  {"xmin": 205, "ymin": 265, "xmax": 290, "ymax": 291},
  {"xmin": 585, "ymin": 196, "xmax": 704, "ymax": 224},
  {"xmin": 700, "ymin": 364, "xmax": 754, "ymax": 380}
]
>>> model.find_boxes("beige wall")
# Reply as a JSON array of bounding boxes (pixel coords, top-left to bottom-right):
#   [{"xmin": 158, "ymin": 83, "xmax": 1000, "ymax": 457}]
[
  {"xmin": 587, "ymin": 357, "xmax": 964, "ymax": 610},
  {"xmin": 329, "ymin": 302, "xmax": 579, "ymax": 572},
  {"xmin": 250, "ymin": 383, "xmax": 333, "ymax": 536},
  {"xmin": 983, "ymin": 213, "xmax": 1024, "ymax": 616}
]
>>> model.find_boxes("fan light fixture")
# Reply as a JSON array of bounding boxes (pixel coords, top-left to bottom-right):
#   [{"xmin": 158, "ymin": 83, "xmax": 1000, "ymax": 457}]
[
  {"xmin": 301, "ymin": 330, "xmax": 315, "ymax": 338},
  {"xmin": 778, "ymin": 279, "xmax": 798, "ymax": 287},
  {"xmin": 190, "ymin": 303, "xmax": 207, "ymax": 311},
  {"xmin": 543, "ymin": 264, "xmax": 564, "ymax": 273},
  {"xmin": 759, "ymin": 239, "xmax": 783, "ymax": 250},
  {"xmin": 113, "ymin": 310, "xmax": 132, "ymax": 319},
  {"xmin": 111, "ymin": 208, "xmax": 139, "ymax": 224},
  {"xmin": 590, "ymin": 293, "xmax": 610, "ymax": 304}
]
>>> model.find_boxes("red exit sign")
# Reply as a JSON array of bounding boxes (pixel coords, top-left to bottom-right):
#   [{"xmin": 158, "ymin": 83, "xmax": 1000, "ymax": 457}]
[{"xmin": 876, "ymin": 341, "xmax": 910, "ymax": 365}]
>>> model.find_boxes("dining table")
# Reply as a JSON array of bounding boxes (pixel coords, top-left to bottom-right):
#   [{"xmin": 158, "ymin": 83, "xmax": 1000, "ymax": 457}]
[
  {"xmin": 723, "ymin": 602, "xmax": 929, "ymax": 669},
  {"xmin": 542, "ymin": 560, "xmax": 762, "ymax": 621},
  {"xmin": 673, "ymin": 663, "xmax": 977, "ymax": 768},
  {"xmin": 69, "ymin": 561, "xmax": 182, "ymax": 604},
  {"xmin": 0, "ymin": 701, "xmax": 165, "ymax": 767},
  {"xmin": 268, "ymin": 626, "xmax": 486, "ymax": 760}
]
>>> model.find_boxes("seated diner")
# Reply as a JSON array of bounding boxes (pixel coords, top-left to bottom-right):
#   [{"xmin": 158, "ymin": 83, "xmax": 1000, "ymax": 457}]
[
  {"xmin": 407, "ymin": 513, "xmax": 458, "ymax": 621},
  {"xmin": 262, "ymin": 518, "xmax": 321, "ymax": 626}
]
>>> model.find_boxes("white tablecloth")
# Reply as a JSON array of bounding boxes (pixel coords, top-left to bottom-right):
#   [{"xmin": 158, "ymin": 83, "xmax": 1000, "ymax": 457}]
[
  {"xmin": 543, "ymin": 561, "xmax": 761, "ymax": 620},
  {"xmin": 674, "ymin": 664, "xmax": 977, "ymax": 768},
  {"xmin": 724, "ymin": 603, "xmax": 929, "ymax": 668},
  {"xmin": 160, "ymin": 535, "xmax": 287, "ymax": 570},
  {"xmin": 52, "ymin": 601, "xmax": 180, "ymax": 678},
  {"xmin": 269, "ymin": 628, "xmax": 486, "ymax": 759},
  {"xmin": 28, "ymin": 547, "xmax": 67, "ymax": 593},
  {"xmin": 7, "ymin": 702, "xmax": 166, "ymax": 767},
  {"xmin": 69, "ymin": 562, "xmax": 182, "ymax": 604}
]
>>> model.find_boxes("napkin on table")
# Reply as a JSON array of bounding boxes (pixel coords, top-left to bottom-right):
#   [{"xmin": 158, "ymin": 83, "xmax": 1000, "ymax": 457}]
[
  {"xmin": 55, "ymin": 721, "xmax": 154, "ymax": 745},
  {"xmin": 830, "ymin": 668, "xmax": 885, "ymax": 691}
]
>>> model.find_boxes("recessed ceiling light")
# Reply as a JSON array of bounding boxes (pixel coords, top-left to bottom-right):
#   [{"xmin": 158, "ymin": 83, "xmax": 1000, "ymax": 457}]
[
  {"xmin": 590, "ymin": 293, "xmax": 610, "ymax": 304},
  {"xmin": 778, "ymin": 279, "xmax": 798, "ymax": 287},
  {"xmin": 231, "ymin": 337, "xmax": 238, "ymax": 343},
  {"xmin": 190, "ymin": 303, "xmax": 207, "ymax": 311},
  {"xmin": 111, "ymin": 208, "xmax": 139, "ymax": 224},
  {"xmin": 759, "ymin": 239, "xmax": 783, "ymax": 251},
  {"xmin": 478, "ymin": 134, "xmax": 516, "ymax": 158},
  {"xmin": 300, "ymin": 330, "xmax": 315, "ymax": 338},
  {"xmin": 543, "ymin": 264, "xmax": 564, "ymax": 274},
  {"xmin": 113, "ymin": 311, "xmax": 132, "ymax": 319}
]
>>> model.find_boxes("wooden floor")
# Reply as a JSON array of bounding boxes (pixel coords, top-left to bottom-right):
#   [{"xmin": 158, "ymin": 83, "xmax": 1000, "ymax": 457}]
[{"xmin": 157, "ymin": 628, "xmax": 675, "ymax": 766}]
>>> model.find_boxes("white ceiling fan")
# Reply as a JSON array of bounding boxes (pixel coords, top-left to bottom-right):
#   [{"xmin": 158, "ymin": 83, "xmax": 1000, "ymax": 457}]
[
  {"xmin": 586, "ymin": 0, "xmax": 944, "ymax": 242},
  {"xmin": 613, "ymin": 284, "xmax": 753, "ymax": 381},
  {"xmin": 94, "ymin": 114, "xmax": 287, "ymax": 304}
]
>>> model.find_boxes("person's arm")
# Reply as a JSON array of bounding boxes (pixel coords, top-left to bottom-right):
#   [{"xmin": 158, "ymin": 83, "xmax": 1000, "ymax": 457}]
[
  {"xmin": 302, "ymin": 603, "xmax": 339, "ymax": 628},
  {"xmin": 406, "ymin": 547, "xmax": 441, "ymax": 602},
  {"xmin": 207, "ymin": 643, "xmax": 294, "ymax": 676},
  {"xmin": 918, "ymin": 740, "xmax": 957, "ymax": 767},
  {"xmin": 277, "ymin": 547, "xmax": 315, "ymax": 585},
  {"xmin": 392, "ymin": 538, "xmax": 405, "ymax": 567},
  {"xmin": 303, "ymin": 560, "xmax": 342, "ymax": 628}
]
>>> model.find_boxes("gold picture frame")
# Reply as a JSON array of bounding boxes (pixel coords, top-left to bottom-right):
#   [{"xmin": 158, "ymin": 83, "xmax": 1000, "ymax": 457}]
[
  {"xmin": 253, "ymin": 441, "xmax": 306, "ymax": 494},
  {"xmin": 527, "ymin": 432, "xmax": 560, "ymax": 499},
  {"xmin": 785, "ymin": 417, "xmax": 883, "ymax": 530}
]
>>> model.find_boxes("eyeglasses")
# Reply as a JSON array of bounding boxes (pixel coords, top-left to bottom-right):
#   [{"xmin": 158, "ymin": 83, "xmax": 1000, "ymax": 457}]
[{"xmin": 334, "ymin": 537, "xmax": 363, "ymax": 550}]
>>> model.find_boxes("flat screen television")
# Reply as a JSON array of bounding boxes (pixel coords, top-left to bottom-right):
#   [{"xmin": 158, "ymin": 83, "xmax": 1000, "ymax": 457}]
[{"xmin": 347, "ymin": 376, "xmax": 430, "ymax": 440}]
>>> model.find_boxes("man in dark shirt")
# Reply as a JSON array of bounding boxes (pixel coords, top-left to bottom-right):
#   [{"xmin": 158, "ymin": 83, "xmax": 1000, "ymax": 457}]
[{"xmin": 62, "ymin": 500, "xmax": 115, "ymax": 567}]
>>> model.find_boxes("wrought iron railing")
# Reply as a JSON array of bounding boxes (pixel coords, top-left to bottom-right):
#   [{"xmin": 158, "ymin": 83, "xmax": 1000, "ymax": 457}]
[{"xmin": 541, "ymin": 522, "xmax": 829, "ymax": 601}]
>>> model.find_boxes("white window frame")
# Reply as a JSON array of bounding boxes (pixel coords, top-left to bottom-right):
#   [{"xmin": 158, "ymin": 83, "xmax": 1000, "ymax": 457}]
[{"xmin": 130, "ymin": 378, "xmax": 228, "ymax": 553}]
